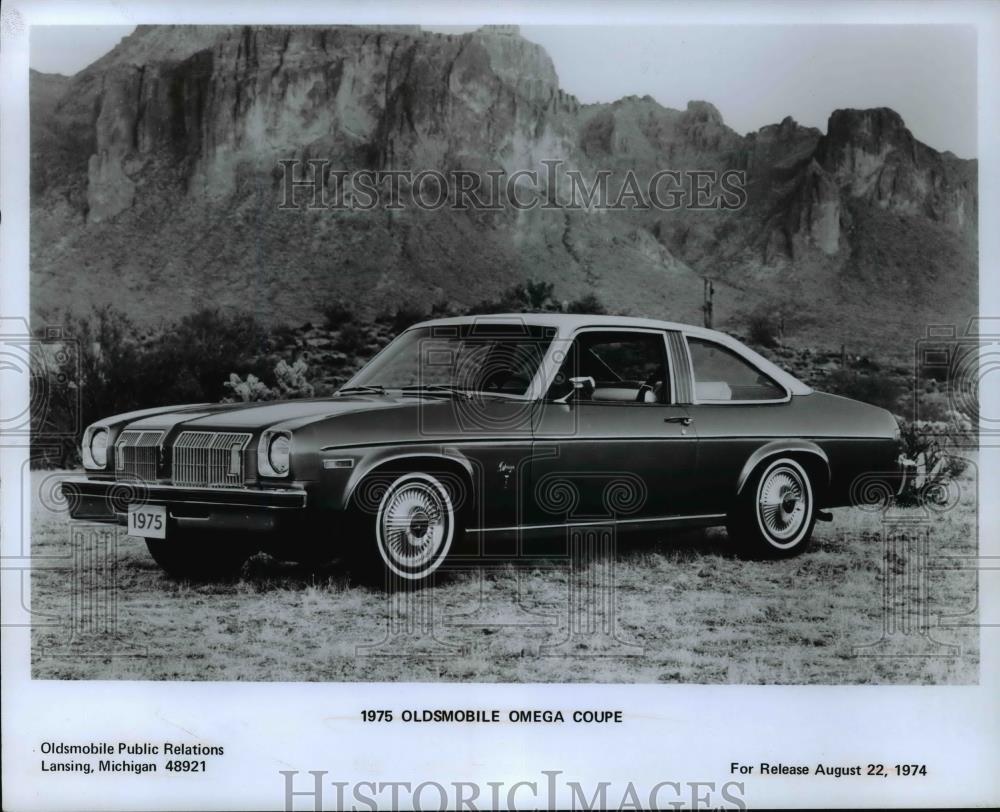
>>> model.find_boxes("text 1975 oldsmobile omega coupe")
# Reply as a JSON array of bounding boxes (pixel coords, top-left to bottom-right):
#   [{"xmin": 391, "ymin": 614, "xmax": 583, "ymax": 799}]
[{"xmin": 62, "ymin": 314, "xmax": 901, "ymax": 583}]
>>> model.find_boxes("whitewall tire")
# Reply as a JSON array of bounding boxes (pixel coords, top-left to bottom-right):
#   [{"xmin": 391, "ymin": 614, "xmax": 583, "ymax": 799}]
[{"xmin": 728, "ymin": 457, "xmax": 816, "ymax": 558}]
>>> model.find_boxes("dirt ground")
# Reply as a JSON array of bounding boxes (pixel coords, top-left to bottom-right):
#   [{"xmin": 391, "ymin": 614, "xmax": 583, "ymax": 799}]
[{"xmin": 30, "ymin": 466, "xmax": 979, "ymax": 684}]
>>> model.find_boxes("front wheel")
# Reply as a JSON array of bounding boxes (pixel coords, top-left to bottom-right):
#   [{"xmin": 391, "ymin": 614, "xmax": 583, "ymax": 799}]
[
  {"xmin": 348, "ymin": 472, "xmax": 458, "ymax": 587},
  {"xmin": 727, "ymin": 458, "xmax": 816, "ymax": 558},
  {"xmin": 145, "ymin": 530, "xmax": 258, "ymax": 580}
]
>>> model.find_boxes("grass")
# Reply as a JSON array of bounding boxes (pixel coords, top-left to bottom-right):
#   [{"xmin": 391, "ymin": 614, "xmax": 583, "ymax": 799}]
[{"xmin": 31, "ymin": 468, "xmax": 979, "ymax": 684}]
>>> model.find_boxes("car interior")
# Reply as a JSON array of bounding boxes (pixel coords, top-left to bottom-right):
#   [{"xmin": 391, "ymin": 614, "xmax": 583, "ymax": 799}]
[{"xmin": 548, "ymin": 331, "xmax": 670, "ymax": 404}]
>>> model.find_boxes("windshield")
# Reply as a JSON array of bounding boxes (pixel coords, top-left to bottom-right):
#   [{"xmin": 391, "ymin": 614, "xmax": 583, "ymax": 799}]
[{"xmin": 345, "ymin": 323, "xmax": 556, "ymax": 396}]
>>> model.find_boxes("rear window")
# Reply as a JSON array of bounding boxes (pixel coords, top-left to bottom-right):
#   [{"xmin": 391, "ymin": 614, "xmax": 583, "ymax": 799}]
[{"xmin": 687, "ymin": 338, "xmax": 785, "ymax": 402}]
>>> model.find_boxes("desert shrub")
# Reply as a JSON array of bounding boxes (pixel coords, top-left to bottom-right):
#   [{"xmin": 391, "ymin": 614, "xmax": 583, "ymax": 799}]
[
  {"xmin": 61, "ymin": 306, "xmax": 147, "ymax": 420},
  {"xmin": 270, "ymin": 322, "xmax": 300, "ymax": 348},
  {"xmin": 394, "ymin": 305, "xmax": 427, "ymax": 333},
  {"xmin": 747, "ymin": 312, "xmax": 780, "ymax": 349},
  {"xmin": 271, "ymin": 358, "xmax": 314, "ymax": 398},
  {"xmin": 321, "ymin": 300, "xmax": 354, "ymax": 331},
  {"xmin": 496, "ymin": 279, "xmax": 559, "ymax": 312},
  {"xmin": 820, "ymin": 368, "xmax": 903, "ymax": 412},
  {"xmin": 465, "ymin": 279, "xmax": 562, "ymax": 315},
  {"xmin": 223, "ymin": 372, "xmax": 271, "ymax": 403},
  {"xmin": 915, "ymin": 390, "xmax": 954, "ymax": 422},
  {"xmin": 564, "ymin": 292, "xmax": 608, "ymax": 315},
  {"xmin": 745, "ymin": 301, "xmax": 811, "ymax": 351},
  {"xmin": 895, "ymin": 419, "xmax": 969, "ymax": 507},
  {"xmin": 429, "ymin": 299, "xmax": 456, "ymax": 318},
  {"xmin": 521, "ymin": 279, "xmax": 556, "ymax": 310},
  {"xmin": 464, "ymin": 296, "xmax": 500, "ymax": 315},
  {"xmin": 224, "ymin": 358, "xmax": 314, "ymax": 402},
  {"xmin": 376, "ymin": 305, "xmax": 426, "ymax": 335},
  {"xmin": 32, "ymin": 306, "xmax": 149, "ymax": 466},
  {"xmin": 145, "ymin": 308, "xmax": 269, "ymax": 403},
  {"xmin": 33, "ymin": 306, "xmax": 274, "ymax": 466},
  {"xmin": 334, "ymin": 322, "xmax": 373, "ymax": 355}
]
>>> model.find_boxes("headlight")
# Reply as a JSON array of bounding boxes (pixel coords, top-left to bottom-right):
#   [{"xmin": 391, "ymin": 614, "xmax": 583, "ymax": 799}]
[
  {"xmin": 83, "ymin": 426, "xmax": 109, "ymax": 469},
  {"xmin": 258, "ymin": 430, "xmax": 292, "ymax": 477},
  {"xmin": 269, "ymin": 434, "xmax": 291, "ymax": 474}
]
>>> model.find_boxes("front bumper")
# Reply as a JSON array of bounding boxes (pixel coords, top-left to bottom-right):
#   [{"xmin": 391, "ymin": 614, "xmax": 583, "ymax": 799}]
[{"xmin": 61, "ymin": 476, "xmax": 308, "ymax": 533}]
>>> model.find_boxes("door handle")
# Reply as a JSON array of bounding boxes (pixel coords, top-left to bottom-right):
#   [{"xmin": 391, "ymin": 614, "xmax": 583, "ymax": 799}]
[{"xmin": 663, "ymin": 416, "xmax": 693, "ymax": 426}]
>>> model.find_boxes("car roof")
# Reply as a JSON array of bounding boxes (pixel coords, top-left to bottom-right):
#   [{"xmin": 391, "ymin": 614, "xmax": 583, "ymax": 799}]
[
  {"xmin": 408, "ymin": 313, "xmax": 812, "ymax": 396},
  {"xmin": 412, "ymin": 312, "xmax": 727, "ymax": 339}
]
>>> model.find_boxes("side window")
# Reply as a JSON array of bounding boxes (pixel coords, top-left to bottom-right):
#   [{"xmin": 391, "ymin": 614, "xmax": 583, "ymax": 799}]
[
  {"xmin": 548, "ymin": 331, "xmax": 670, "ymax": 404},
  {"xmin": 687, "ymin": 338, "xmax": 785, "ymax": 402}
]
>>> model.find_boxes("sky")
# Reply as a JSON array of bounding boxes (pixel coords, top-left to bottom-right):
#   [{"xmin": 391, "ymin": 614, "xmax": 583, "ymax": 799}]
[{"xmin": 30, "ymin": 24, "xmax": 978, "ymax": 158}]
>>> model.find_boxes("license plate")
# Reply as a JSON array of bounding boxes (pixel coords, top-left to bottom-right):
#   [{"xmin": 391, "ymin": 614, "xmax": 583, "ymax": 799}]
[{"xmin": 127, "ymin": 504, "xmax": 166, "ymax": 539}]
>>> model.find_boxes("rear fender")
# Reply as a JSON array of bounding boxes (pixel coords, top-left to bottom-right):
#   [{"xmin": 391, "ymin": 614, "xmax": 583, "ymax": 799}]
[{"xmin": 735, "ymin": 440, "xmax": 831, "ymax": 496}]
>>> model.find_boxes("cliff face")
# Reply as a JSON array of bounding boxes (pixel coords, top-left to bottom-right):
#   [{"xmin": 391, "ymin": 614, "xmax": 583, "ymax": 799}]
[
  {"xmin": 31, "ymin": 25, "xmax": 977, "ymax": 356},
  {"xmin": 69, "ymin": 26, "xmax": 572, "ymax": 221},
  {"xmin": 817, "ymin": 107, "xmax": 976, "ymax": 230}
]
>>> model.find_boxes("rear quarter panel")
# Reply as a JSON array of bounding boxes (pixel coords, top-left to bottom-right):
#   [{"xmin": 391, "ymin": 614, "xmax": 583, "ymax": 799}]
[{"xmin": 690, "ymin": 392, "xmax": 899, "ymax": 510}]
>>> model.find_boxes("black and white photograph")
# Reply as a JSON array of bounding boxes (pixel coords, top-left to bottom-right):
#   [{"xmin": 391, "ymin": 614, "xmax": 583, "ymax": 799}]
[{"xmin": 2, "ymin": 1, "xmax": 998, "ymax": 809}]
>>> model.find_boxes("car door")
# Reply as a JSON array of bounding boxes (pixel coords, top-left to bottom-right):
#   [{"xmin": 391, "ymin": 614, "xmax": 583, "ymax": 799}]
[
  {"xmin": 528, "ymin": 328, "xmax": 697, "ymax": 531},
  {"xmin": 407, "ymin": 322, "xmax": 552, "ymax": 537}
]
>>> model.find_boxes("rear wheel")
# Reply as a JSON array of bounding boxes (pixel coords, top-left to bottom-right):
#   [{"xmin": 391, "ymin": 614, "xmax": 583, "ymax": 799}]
[
  {"xmin": 144, "ymin": 529, "xmax": 258, "ymax": 580},
  {"xmin": 727, "ymin": 457, "xmax": 816, "ymax": 558},
  {"xmin": 347, "ymin": 472, "xmax": 458, "ymax": 588}
]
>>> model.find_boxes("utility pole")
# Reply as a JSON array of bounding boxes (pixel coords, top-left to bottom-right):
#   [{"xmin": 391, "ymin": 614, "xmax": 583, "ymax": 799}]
[{"xmin": 702, "ymin": 278, "xmax": 714, "ymax": 329}]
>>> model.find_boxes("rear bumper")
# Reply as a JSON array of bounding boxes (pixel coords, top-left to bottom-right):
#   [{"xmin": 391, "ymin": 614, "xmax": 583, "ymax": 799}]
[
  {"xmin": 897, "ymin": 454, "xmax": 918, "ymax": 495},
  {"xmin": 61, "ymin": 476, "xmax": 308, "ymax": 533}
]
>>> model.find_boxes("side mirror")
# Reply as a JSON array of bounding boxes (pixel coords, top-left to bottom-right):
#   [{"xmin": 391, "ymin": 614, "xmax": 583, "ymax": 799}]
[{"xmin": 554, "ymin": 376, "xmax": 595, "ymax": 404}]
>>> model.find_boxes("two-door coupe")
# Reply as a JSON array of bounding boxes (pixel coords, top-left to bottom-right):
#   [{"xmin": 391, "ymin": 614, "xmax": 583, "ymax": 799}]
[{"xmin": 62, "ymin": 314, "xmax": 901, "ymax": 583}]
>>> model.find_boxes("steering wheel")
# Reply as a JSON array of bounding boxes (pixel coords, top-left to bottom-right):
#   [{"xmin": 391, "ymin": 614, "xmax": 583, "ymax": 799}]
[
  {"xmin": 482, "ymin": 368, "xmax": 524, "ymax": 391},
  {"xmin": 635, "ymin": 374, "xmax": 661, "ymax": 403}
]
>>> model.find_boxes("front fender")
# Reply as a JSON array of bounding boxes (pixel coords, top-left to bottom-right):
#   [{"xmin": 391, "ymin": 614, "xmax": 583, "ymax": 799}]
[
  {"xmin": 318, "ymin": 445, "xmax": 476, "ymax": 512},
  {"xmin": 735, "ymin": 439, "xmax": 831, "ymax": 495}
]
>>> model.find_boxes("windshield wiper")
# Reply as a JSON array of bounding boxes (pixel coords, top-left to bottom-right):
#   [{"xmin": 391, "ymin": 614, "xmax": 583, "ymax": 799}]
[
  {"xmin": 399, "ymin": 385, "xmax": 473, "ymax": 400},
  {"xmin": 337, "ymin": 385, "xmax": 387, "ymax": 396}
]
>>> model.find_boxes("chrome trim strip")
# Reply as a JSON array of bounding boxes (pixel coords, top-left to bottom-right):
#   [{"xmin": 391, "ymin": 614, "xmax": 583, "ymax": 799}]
[
  {"xmin": 530, "ymin": 436, "xmax": 698, "ymax": 442},
  {"xmin": 319, "ymin": 434, "xmax": 886, "ymax": 453},
  {"xmin": 112, "ymin": 497, "xmax": 304, "ymax": 511},
  {"xmin": 63, "ymin": 476, "xmax": 306, "ymax": 498},
  {"xmin": 321, "ymin": 437, "xmax": 694, "ymax": 451},
  {"xmin": 466, "ymin": 513, "xmax": 726, "ymax": 534}
]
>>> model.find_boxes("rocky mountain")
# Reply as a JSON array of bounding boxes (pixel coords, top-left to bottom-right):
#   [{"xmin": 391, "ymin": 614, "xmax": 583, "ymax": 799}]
[{"xmin": 30, "ymin": 25, "xmax": 977, "ymax": 357}]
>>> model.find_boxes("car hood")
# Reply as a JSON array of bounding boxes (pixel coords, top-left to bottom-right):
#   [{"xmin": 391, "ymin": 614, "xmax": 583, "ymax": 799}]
[{"xmin": 122, "ymin": 396, "xmax": 406, "ymax": 433}]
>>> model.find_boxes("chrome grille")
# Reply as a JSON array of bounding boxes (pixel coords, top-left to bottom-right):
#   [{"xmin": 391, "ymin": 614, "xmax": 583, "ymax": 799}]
[
  {"xmin": 172, "ymin": 431, "xmax": 252, "ymax": 488},
  {"xmin": 114, "ymin": 430, "xmax": 164, "ymax": 482}
]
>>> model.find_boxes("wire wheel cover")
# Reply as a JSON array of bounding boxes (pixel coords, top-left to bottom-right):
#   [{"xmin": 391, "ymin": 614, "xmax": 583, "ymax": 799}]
[
  {"xmin": 379, "ymin": 480, "xmax": 449, "ymax": 569},
  {"xmin": 757, "ymin": 466, "xmax": 808, "ymax": 541}
]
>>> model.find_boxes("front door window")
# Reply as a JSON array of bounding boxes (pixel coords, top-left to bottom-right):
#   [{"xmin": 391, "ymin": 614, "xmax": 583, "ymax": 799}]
[{"xmin": 548, "ymin": 331, "xmax": 670, "ymax": 404}]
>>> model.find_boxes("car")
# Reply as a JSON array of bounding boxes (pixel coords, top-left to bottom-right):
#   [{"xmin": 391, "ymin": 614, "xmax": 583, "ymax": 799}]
[{"xmin": 61, "ymin": 313, "xmax": 902, "ymax": 584}]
